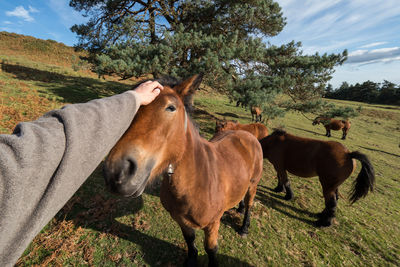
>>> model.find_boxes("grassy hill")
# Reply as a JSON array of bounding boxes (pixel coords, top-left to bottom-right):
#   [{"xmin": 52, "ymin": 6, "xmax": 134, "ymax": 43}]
[{"xmin": 1, "ymin": 32, "xmax": 399, "ymax": 266}]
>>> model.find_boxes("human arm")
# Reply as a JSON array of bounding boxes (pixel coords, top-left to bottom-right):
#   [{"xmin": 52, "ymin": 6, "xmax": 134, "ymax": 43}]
[{"xmin": 0, "ymin": 81, "xmax": 162, "ymax": 266}]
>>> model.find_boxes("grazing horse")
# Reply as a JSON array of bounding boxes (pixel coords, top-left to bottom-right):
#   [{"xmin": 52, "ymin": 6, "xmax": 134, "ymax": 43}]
[
  {"xmin": 259, "ymin": 130, "xmax": 375, "ymax": 227},
  {"xmin": 103, "ymin": 75, "xmax": 263, "ymax": 267},
  {"xmin": 251, "ymin": 106, "xmax": 262, "ymax": 122},
  {"xmin": 215, "ymin": 120, "xmax": 269, "ymax": 140},
  {"xmin": 312, "ymin": 116, "xmax": 351, "ymax": 140}
]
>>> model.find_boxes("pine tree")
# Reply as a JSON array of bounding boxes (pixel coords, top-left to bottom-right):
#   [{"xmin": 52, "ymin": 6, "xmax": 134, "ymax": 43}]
[{"xmin": 70, "ymin": 0, "xmax": 350, "ymax": 119}]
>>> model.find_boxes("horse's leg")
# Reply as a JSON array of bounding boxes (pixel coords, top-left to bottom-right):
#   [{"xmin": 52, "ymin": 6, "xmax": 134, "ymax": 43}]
[
  {"xmin": 237, "ymin": 200, "xmax": 245, "ymax": 214},
  {"xmin": 180, "ymin": 224, "xmax": 198, "ymax": 267},
  {"xmin": 238, "ymin": 185, "xmax": 257, "ymax": 237},
  {"xmin": 335, "ymin": 188, "xmax": 339, "ymax": 201},
  {"xmin": 316, "ymin": 187, "xmax": 337, "ymax": 227},
  {"xmin": 342, "ymin": 129, "xmax": 347, "ymax": 140},
  {"xmin": 273, "ymin": 179, "xmax": 284, "ymax": 192},
  {"xmin": 279, "ymin": 170, "xmax": 293, "ymax": 200},
  {"xmin": 204, "ymin": 220, "xmax": 220, "ymax": 267},
  {"xmin": 273, "ymin": 166, "xmax": 284, "ymax": 192},
  {"xmin": 326, "ymin": 127, "xmax": 331, "ymax": 137}
]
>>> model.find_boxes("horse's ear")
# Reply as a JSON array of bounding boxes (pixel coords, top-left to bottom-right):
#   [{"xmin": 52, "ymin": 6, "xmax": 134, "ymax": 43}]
[{"xmin": 174, "ymin": 74, "xmax": 203, "ymax": 97}]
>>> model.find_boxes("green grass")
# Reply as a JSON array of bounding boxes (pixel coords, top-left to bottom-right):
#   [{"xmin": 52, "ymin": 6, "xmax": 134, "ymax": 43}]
[{"xmin": 1, "ymin": 32, "xmax": 399, "ymax": 267}]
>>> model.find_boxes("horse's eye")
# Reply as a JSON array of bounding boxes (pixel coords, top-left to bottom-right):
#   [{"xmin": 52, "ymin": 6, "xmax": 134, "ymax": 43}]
[{"xmin": 166, "ymin": 105, "xmax": 176, "ymax": 112}]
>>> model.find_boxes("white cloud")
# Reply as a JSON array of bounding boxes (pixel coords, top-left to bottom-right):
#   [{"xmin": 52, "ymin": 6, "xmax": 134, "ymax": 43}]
[
  {"xmin": 347, "ymin": 47, "xmax": 400, "ymax": 64},
  {"xmin": 349, "ymin": 50, "xmax": 368, "ymax": 57},
  {"xmin": 3, "ymin": 21, "xmax": 13, "ymax": 25},
  {"xmin": 5, "ymin": 6, "xmax": 38, "ymax": 22},
  {"xmin": 272, "ymin": 1, "xmax": 400, "ymax": 54},
  {"xmin": 28, "ymin": 6, "xmax": 39, "ymax": 13},
  {"xmin": 271, "ymin": 1, "xmax": 400, "ymax": 86},
  {"xmin": 359, "ymin": 42, "xmax": 387, "ymax": 49}
]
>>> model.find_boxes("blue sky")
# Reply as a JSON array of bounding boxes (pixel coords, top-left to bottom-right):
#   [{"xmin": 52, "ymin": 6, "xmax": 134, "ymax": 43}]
[{"xmin": 1, "ymin": 0, "xmax": 399, "ymax": 88}]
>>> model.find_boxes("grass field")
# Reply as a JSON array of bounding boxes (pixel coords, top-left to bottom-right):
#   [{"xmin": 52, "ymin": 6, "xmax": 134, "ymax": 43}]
[{"xmin": 1, "ymin": 33, "xmax": 399, "ymax": 266}]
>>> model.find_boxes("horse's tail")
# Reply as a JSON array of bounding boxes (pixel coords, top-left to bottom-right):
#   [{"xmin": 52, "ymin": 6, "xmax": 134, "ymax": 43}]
[{"xmin": 349, "ymin": 151, "xmax": 375, "ymax": 204}]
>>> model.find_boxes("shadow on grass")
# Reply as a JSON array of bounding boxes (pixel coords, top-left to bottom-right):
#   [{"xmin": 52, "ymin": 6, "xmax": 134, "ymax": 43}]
[
  {"xmin": 287, "ymin": 126, "xmax": 325, "ymax": 137},
  {"xmin": 256, "ymin": 185, "xmax": 318, "ymax": 226},
  {"xmin": 57, "ymin": 167, "xmax": 252, "ymax": 266},
  {"xmin": 193, "ymin": 107, "xmax": 219, "ymax": 120},
  {"xmin": 1, "ymin": 62, "xmax": 131, "ymax": 103},
  {"xmin": 358, "ymin": 145, "xmax": 400, "ymax": 158},
  {"xmin": 216, "ymin": 112, "xmax": 240, "ymax": 118}
]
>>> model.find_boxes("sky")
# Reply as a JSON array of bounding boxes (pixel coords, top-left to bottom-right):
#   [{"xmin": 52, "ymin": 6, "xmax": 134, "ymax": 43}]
[{"xmin": 1, "ymin": 0, "xmax": 399, "ymax": 88}]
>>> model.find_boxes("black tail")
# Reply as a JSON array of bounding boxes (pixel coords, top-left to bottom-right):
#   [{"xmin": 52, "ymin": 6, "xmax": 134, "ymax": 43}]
[{"xmin": 349, "ymin": 151, "xmax": 375, "ymax": 204}]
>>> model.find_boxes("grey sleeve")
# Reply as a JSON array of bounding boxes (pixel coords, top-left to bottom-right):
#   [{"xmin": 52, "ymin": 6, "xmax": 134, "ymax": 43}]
[{"xmin": 0, "ymin": 91, "xmax": 140, "ymax": 267}]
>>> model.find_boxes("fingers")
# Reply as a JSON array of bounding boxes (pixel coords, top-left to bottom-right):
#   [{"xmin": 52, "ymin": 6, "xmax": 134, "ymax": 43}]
[
  {"xmin": 132, "ymin": 80, "xmax": 164, "ymax": 106},
  {"xmin": 153, "ymin": 88, "xmax": 161, "ymax": 95},
  {"xmin": 143, "ymin": 81, "xmax": 164, "ymax": 92}
]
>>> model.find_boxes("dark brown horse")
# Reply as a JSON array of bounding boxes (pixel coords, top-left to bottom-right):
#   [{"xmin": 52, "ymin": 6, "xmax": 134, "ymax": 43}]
[
  {"xmin": 312, "ymin": 116, "xmax": 351, "ymax": 140},
  {"xmin": 215, "ymin": 120, "xmax": 269, "ymax": 140},
  {"xmin": 104, "ymin": 75, "xmax": 264, "ymax": 266},
  {"xmin": 259, "ymin": 129, "xmax": 374, "ymax": 227},
  {"xmin": 251, "ymin": 106, "xmax": 262, "ymax": 122}
]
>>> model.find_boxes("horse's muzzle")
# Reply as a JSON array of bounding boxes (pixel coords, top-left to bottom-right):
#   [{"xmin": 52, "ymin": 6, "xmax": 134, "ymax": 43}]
[{"xmin": 103, "ymin": 157, "xmax": 154, "ymax": 197}]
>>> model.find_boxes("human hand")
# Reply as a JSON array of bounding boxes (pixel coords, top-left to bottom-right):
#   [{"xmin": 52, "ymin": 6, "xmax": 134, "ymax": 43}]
[{"xmin": 130, "ymin": 80, "xmax": 164, "ymax": 105}]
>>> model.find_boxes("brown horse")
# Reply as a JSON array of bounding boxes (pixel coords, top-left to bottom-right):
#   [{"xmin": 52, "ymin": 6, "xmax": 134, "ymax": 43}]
[
  {"xmin": 251, "ymin": 106, "xmax": 262, "ymax": 122},
  {"xmin": 103, "ymin": 75, "xmax": 263, "ymax": 266},
  {"xmin": 312, "ymin": 116, "xmax": 351, "ymax": 140},
  {"xmin": 215, "ymin": 120, "xmax": 269, "ymax": 140},
  {"xmin": 259, "ymin": 129, "xmax": 375, "ymax": 227}
]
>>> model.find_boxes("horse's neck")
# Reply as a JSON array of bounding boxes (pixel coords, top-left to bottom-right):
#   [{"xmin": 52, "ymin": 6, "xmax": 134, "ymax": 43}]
[
  {"xmin": 170, "ymin": 120, "xmax": 212, "ymax": 191},
  {"xmin": 319, "ymin": 117, "xmax": 331, "ymax": 124}
]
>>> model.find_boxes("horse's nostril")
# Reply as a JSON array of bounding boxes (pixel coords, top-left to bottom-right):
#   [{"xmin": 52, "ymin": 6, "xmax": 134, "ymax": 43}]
[{"xmin": 124, "ymin": 158, "xmax": 137, "ymax": 177}]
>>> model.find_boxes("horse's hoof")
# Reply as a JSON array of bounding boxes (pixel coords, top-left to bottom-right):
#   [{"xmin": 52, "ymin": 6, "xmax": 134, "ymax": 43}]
[
  {"xmin": 273, "ymin": 186, "xmax": 284, "ymax": 193},
  {"xmin": 315, "ymin": 219, "xmax": 332, "ymax": 227},
  {"xmin": 238, "ymin": 229, "xmax": 248, "ymax": 238},
  {"xmin": 284, "ymin": 193, "xmax": 293, "ymax": 200},
  {"xmin": 239, "ymin": 232, "xmax": 248, "ymax": 238}
]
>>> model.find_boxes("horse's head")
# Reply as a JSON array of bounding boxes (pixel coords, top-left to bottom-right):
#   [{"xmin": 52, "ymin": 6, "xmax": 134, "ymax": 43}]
[
  {"xmin": 312, "ymin": 117, "xmax": 321, "ymax": 125},
  {"xmin": 215, "ymin": 120, "xmax": 227, "ymax": 133},
  {"xmin": 103, "ymin": 74, "xmax": 203, "ymax": 197},
  {"xmin": 215, "ymin": 120, "xmax": 238, "ymax": 134}
]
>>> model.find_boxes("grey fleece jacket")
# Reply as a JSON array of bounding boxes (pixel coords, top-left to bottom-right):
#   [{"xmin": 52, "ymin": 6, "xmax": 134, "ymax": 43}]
[{"xmin": 0, "ymin": 91, "xmax": 140, "ymax": 266}]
